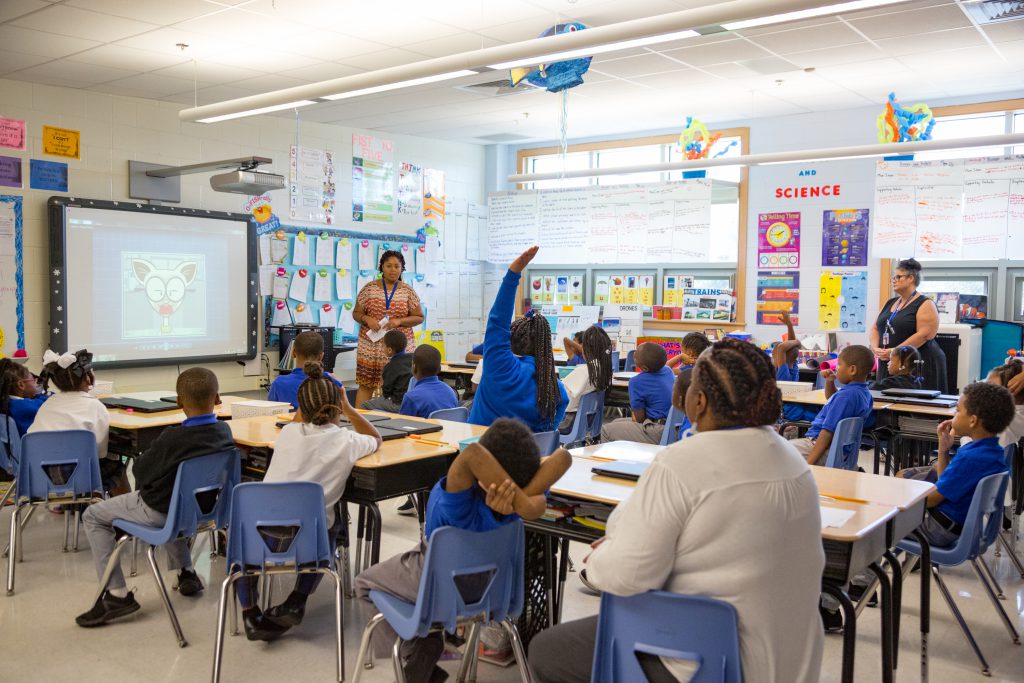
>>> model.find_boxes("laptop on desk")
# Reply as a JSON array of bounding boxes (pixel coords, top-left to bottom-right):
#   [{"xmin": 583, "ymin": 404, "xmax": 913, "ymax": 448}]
[
  {"xmin": 590, "ymin": 460, "xmax": 649, "ymax": 482},
  {"xmin": 372, "ymin": 418, "xmax": 444, "ymax": 436},
  {"xmin": 101, "ymin": 397, "xmax": 179, "ymax": 413},
  {"xmin": 880, "ymin": 388, "xmax": 941, "ymax": 399}
]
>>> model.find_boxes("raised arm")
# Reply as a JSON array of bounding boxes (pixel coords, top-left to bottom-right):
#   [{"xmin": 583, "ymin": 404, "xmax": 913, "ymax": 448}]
[
  {"xmin": 446, "ymin": 442, "xmax": 557, "ymax": 520},
  {"xmin": 483, "ymin": 246, "xmax": 538, "ymax": 379},
  {"xmin": 781, "ymin": 309, "xmax": 797, "ymax": 342}
]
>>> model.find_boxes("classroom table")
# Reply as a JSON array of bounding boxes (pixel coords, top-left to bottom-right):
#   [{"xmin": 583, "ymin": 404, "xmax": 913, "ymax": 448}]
[
  {"xmin": 439, "ymin": 363, "xmax": 477, "ymax": 394},
  {"xmin": 524, "ymin": 447, "xmax": 913, "ymax": 683},
  {"xmin": 104, "ymin": 394, "xmax": 247, "ymax": 457}
]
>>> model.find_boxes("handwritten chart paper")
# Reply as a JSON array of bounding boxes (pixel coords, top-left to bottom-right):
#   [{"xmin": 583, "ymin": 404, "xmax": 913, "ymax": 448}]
[{"xmin": 352, "ymin": 134, "xmax": 394, "ymax": 223}]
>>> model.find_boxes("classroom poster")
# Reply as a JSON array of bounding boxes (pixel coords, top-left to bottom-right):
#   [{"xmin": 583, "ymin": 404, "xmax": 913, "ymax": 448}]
[
  {"xmin": 569, "ymin": 275, "xmax": 583, "ymax": 304},
  {"xmin": 423, "ymin": 168, "xmax": 445, "ymax": 219},
  {"xmin": 42, "ymin": 125, "xmax": 80, "ymax": 159},
  {"xmin": 0, "ymin": 117, "xmax": 26, "ymax": 150},
  {"xmin": 289, "ymin": 145, "xmax": 335, "ymax": 224},
  {"xmin": 926, "ymin": 291, "xmax": 960, "ymax": 323},
  {"xmin": 818, "ymin": 270, "xmax": 868, "ymax": 332},
  {"xmin": 661, "ymin": 275, "xmax": 694, "ymax": 306},
  {"xmin": 757, "ymin": 212, "xmax": 800, "ymax": 268},
  {"xmin": 637, "ymin": 336, "xmax": 681, "ymax": 360},
  {"xmin": 397, "ymin": 162, "xmax": 422, "ymax": 216},
  {"xmin": 608, "ymin": 275, "xmax": 625, "ymax": 304},
  {"xmin": 682, "ymin": 288, "xmax": 734, "ymax": 322},
  {"xmin": 755, "ymin": 271, "xmax": 799, "ymax": 326},
  {"xmin": 29, "ymin": 159, "xmax": 67, "ymax": 191},
  {"xmin": 0, "ymin": 156, "xmax": 21, "ymax": 188},
  {"xmin": 594, "ymin": 275, "xmax": 610, "ymax": 304},
  {"xmin": 0, "ymin": 196, "xmax": 25, "ymax": 357},
  {"xmin": 352, "ymin": 133, "xmax": 395, "ymax": 223},
  {"xmin": 822, "ymin": 209, "xmax": 869, "ymax": 267},
  {"xmin": 637, "ymin": 275, "xmax": 655, "ymax": 306}
]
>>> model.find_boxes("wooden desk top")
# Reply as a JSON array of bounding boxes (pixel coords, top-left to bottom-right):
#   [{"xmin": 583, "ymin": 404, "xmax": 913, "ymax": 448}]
[
  {"xmin": 812, "ymin": 465, "xmax": 934, "ymax": 510},
  {"xmin": 569, "ymin": 441, "xmax": 663, "ymax": 464},
  {"xmin": 107, "ymin": 395, "xmax": 246, "ymax": 429},
  {"xmin": 785, "ymin": 389, "xmax": 890, "ymax": 410},
  {"xmin": 785, "ymin": 389, "xmax": 955, "ymax": 418},
  {"xmin": 227, "ymin": 413, "xmax": 487, "ymax": 470},
  {"xmin": 440, "ymin": 364, "xmax": 476, "ymax": 376},
  {"xmin": 882, "ymin": 401, "xmax": 956, "ymax": 418}
]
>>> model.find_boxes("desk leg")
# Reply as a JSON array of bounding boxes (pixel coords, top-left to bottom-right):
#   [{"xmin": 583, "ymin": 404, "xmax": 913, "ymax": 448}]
[
  {"xmin": 556, "ymin": 540, "xmax": 570, "ymax": 624},
  {"xmin": 367, "ymin": 503, "xmax": 382, "ymax": 566},
  {"xmin": 354, "ymin": 505, "xmax": 366, "ymax": 576},
  {"xmin": 911, "ymin": 530, "xmax": 930, "ymax": 683},
  {"xmin": 884, "ymin": 550, "xmax": 903, "ymax": 670},
  {"xmin": 823, "ymin": 583, "xmax": 857, "ymax": 683},
  {"xmin": 868, "ymin": 562, "xmax": 894, "ymax": 683},
  {"xmin": 544, "ymin": 536, "xmax": 555, "ymax": 628},
  {"xmin": 416, "ymin": 491, "xmax": 427, "ymax": 545}
]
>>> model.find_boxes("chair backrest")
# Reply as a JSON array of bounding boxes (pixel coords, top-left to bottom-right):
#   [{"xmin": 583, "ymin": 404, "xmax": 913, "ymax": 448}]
[
  {"xmin": 610, "ymin": 351, "xmax": 620, "ymax": 372},
  {"xmin": 978, "ymin": 470, "xmax": 1011, "ymax": 554},
  {"xmin": 940, "ymin": 471, "xmax": 1011, "ymax": 564},
  {"xmin": 824, "ymin": 417, "xmax": 864, "ymax": 470},
  {"xmin": 624, "ymin": 350, "xmax": 636, "ymax": 372},
  {"xmin": 659, "ymin": 406, "xmax": 691, "ymax": 446},
  {"xmin": 0, "ymin": 414, "xmax": 21, "ymax": 475},
  {"xmin": 429, "ymin": 406, "xmax": 469, "ymax": 423},
  {"xmin": 533, "ymin": 430, "xmax": 559, "ymax": 456},
  {"xmin": 592, "ymin": 591, "xmax": 742, "ymax": 683},
  {"xmin": 560, "ymin": 391, "xmax": 605, "ymax": 445},
  {"xmin": 16, "ymin": 430, "xmax": 103, "ymax": 503},
  {"xmin": 406, "ymin": 521, "xmax": 524, "ymax": 636},
  {"xmin": 226, "ymin": 481, "xmax": 333, "ymax": 572},
  {"xmin": 164, "ymin": 450, "xmax": 240, "ymax": 539}
]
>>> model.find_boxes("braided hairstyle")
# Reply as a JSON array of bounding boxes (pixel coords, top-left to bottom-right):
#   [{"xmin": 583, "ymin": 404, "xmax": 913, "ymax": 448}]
[
  {"xmin": 990, "ymin": 358, "xmax": 1024, "ymax": 405},
  {"xmin": 297, "ymin": 361, "xmax": 343, "ymax": 426},
  {"xmin": 581, "ymin": 326, "xmax": 613, "ymax": 392},
  {"xmin": 692, "ymin": 337, "xmax": 781, "ymax": 427},
  {"xmin": 378, "ymin": 250, "xmax": 406, "ymax": 280},
  {"xmin": 40, "ymin": 349, "xmax": 93, "ymax": 392},
  {"xmin": 510, "ymin": 312, "xmax": 560, "ymax": 421},
  {"xmin": 891, "ymin": 345, "xmax": 923, "ymax": 385},
  {"xmin": 0, "ymin": 358, "xmax": 31, "ymax": 415}
]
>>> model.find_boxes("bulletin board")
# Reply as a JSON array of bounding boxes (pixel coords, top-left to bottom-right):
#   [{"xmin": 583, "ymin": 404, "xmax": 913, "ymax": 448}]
[{"xmin": 0, "ymin": 195, "xmax": 24, "ymax": 358}]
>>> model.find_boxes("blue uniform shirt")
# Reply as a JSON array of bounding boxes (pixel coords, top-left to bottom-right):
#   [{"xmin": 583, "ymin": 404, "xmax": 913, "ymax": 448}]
[
  {"xmin": 6, "ymin": 394, "xmax": 48, "ymax": 435},
  {"xmin": 936, "ymin": 436, "xmax": 1009, "ymax": 526},
  {"xmin": 399, "ymin": 376, "xmax": 458, "ymax": 418},
  {"xmin": 776, "ymin": 362, "xmax": 800, "ymax": 382},
  {"xmin": 268, "ymin": 366, "xmax": 342, "ymax": 410},
  {"xmin": 805, "ymin": 381, "xmax": 872, "ymax": 439},
  {"xmin": 471, "ymin": 343, "xmax": 484, "ymax": 356},
  {"xmin": 628, "ymin": 365, "xmax": 675, "ymax": 421},
  {"xmin": 565, "ymin": 354, "xmax": 585, "ymax": 366},
  {"xmin": 425, "ymin": 476, "xmax": 517, "ymax": 538}
]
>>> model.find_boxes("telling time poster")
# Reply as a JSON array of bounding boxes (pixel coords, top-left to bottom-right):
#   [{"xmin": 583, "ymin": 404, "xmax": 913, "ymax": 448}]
[{"xmin": 757, "ymin": 212, "xmax": 800, "ymax": 269}]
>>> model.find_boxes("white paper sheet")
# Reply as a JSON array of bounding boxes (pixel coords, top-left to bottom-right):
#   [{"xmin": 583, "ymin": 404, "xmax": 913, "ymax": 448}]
[
  {"xmin": 358, "ymin": 240, "xmax": 375, "ymax": 271},
  {"xmin": 270, "ymin": 300, "xmax": 292, "ymax": 327},
  {"xmin": 819, "ymin": 506, "xmax": 856, "ymax": 529},
  {"xmin": 291, "ymin": 232, "xmax": 311, "ymax": 266},
  {"xmin": 313, "ymin": 270, "xmax": 332, "ymax": 301},
  {"xmin": 270, "ymin": 234, "xmax": 289, "ymax": 264},
  {"xmin": 336, "ymin": 268, "xmax": 353, "ymax": 300},
  {"xmin": 272, "ymin": 271, "xmax": 290, "ymax": 300},
  {"xmin": 338, "ymin": 302, "xmax": 355, "ymax": 333},
  {"xmin": 258, "ymin": 234, "xmax": 271, "ymax": 265},
  {"xmin": 289, "ymin": 268, "xmax": 311, "ymax": 301},
  {"xmin": 258, "ymin": 265, "xmax": 275, "ymax": 297},
  {"xmin": 318, "ymin": 303, "xmax": 336, "ymax": 328},
  {"xmin": 336, "ymin": 238, "xmax": 351, "ymax": 270},
  {"xmin": 291, "ymin": 302, "xmax": 314, "ymax": 325},
  {"xmin": 315, "ymin": 235, "xmax": 334, "ymax": 266},
  {"xmin": 365, "ymin": 316, "xmax": 389, "ymax": 342},
  {"xmin": 357, "ymin": 272, "xmax": 373, "ymax": 297}
]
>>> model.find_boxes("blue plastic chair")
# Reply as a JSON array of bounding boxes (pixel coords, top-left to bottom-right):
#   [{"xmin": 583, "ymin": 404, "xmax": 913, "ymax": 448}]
[
  {"xmin": 6, "ymin": 430, "xmax": 105, "ymax": 595},
  {"xmin": 213, "ymin": 482, "xmax": 344, "ymax": 683},
  {"xmin": 624, "ymin": 350, "xmax": 636, "ymax": 372},
  {"xmin": 95, "ymin": 449, "xmax": 239, "ymax": 647},
  {"xmin": 428, "ymin": 406, "xmax": 469, "ymax": 423},
  {"xmin": 560, "ymin": 391, "xmax": 605, "ymax": 447},
  {"xmin": 534, "ymin": 430, "xmax": 559, "ymax": 456},
  {"xmin": 823, "ymin": 417, "xmax": 864, "ymax": 470},
  {"xmin": 611, "ymin": 351, "xmax": 620, "ymax": 372},
  {"xmin": 898, "ymin": 472, "xmax": 1017, "ymax": 674},
  {"xmin": 0, "ymin": 415, "xmax": 21, "ymax": 509},
  {"xmin": 353, "ymin": 521, "xmax": 530, "ymax": 683},
  {"xmin": 659, "ymin": 406, "xmax": 692, "ymax": 446},
  {"xmin": 592, "ymin": 590, "xmax": 742, "ymax": 683},
  {"xmin": 996, "ymin": 443, "xmax": 1024, "ymax": 579}
]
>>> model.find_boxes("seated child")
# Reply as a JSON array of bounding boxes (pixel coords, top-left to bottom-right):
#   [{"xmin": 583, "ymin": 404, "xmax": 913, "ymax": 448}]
[
  {"xmin": 76, "ymin": 368, "xmax": 236, "ymax": 627},
  {"xmin": 400, "ymin": 345, "xmax": 459, "ymax": 418},
  {"xmin": 237, "ymin": 362, "xmax": 382, "ymax": 641},
  {"xmin": 559, "ymin": 327, "xmax": 614, "ymax": 434},
  {"xmin": 666, "ymin": 332, "xmax": 712, "ymax": 376},
  {"xmin": 600, "ymin": 342, "xmax": 675, "ymax": 444},
  {"xmin": 355, "ymin": 418, "xmax": 571, "ymax": 683},
  {"xmin": 269, "ymin": 331, "xmax": 341, "ymax": 410},
  {"xmin": 899, "ymin": 382, "xmax": 1012, "ymax": 548},
  {"xmin": 29, "ymin": 349, "xmax": 119, "ymax": 491},
  {"xmin": 0, "ymin": 358, "xmax": 48, "ymax": 436},
  {"xmin": 870, "ymin": 345, "xmax": 922, "ymax": 392},
  {"xmin": 775, "ymin": 310, "xmax": 820, "ymax": 424},
  {"xmin": 360, "ymin": 330, "xmax": 414, "ymax": 413},
  {"xmin": 562, "ymin": 332, "xmax": 586, "ymax": 366},
  {"xmin": 787, "ymin": 345, "xmax": 873, "ymax": 465}
]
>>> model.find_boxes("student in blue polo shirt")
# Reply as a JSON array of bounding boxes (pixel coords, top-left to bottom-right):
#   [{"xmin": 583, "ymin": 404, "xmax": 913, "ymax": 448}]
[
  {"xmin": 268, "ymin": 331, "xmax": 341, "ymax": 410},
  {"xmin": 787, "ymin": 344, "xmax": 873, "ymax": 465},
  {"xmin": 355, "ymin": 418, "xmax": 571, "ymax": 683},
  {"xmin": 774, "ymin": 310, "xmax": 820, "ymax": 424},
  {"xmin": 666, "ymin": 332, "xmax": 712, "ymax": 376},
  {"xmin": 601, "ymin": 342, "xmax": 675, "ymax": 444},
  {"xmin": 466, "ymin": 343, "xmax": 484, "ymax": 362},
  {"xmin": 562, "ymin": 331, "xmax": 586, "ymax": 366},
  {"xmin": 399, "ymin": 345, "xmax": 458, "ymax": 418}
]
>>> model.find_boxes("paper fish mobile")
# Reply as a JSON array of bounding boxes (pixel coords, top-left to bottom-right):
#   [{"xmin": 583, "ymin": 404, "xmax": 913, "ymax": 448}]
[
  {"xmin": 509, "ymin": 22, "xmax": 592, "ymax": 93},
  {"xmin": 877, "ymin": 92, "xmax": 934, "ymax": 144}
]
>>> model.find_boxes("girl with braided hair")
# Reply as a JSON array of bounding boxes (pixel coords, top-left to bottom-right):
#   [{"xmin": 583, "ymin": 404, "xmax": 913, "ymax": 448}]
[
  {"xmin": 559, "ymin": 326, "xmax": 613, "ymax": 433},
  {"xmin": 469, "ymin": 246, "xmax": 568, "ymax": 432},
  {"xmin": 531, "ymin": 337, "xmax": 825, "ymax": 683},
  {"xmin": 237, "ymin": 361, "xmax": 382, "ymax": 641},
  {"xmin": 0, "ymin": 358, "xmax": 48, "ymax": 436}
]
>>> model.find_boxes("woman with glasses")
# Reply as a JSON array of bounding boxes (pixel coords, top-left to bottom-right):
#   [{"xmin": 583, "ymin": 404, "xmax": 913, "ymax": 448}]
[{"xmin": 870, "ymin": 258, "xmax": 948, "ymax": 392}]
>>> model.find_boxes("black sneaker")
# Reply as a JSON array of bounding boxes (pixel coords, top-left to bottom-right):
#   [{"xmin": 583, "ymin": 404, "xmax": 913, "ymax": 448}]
[
  {"xmin": 847, "ymin": 582, "xmax": 877, "ymax": 607},
  {"xmin": 176, "ymin": 569, "xmax": 204, "ymax": 596},
  {"xmin": 579, "ymin": 569, "xmax": 600, "ymax": 596},
  {"xmin": 820, "ymin": 604, "xmax": 843, "ymax": 633},
  {"xmin": 397, "ymin": 496, "xmax": 418, "ymax": 517},
  {"xmin": 76, "ymin": 590, "xmax": 141, "ymax": 627},
  {"xmin": 243, "ymin": 607, "xmax": 290, "ymax": 642},
  {"xmin": 266, "ymin": 592, "xmax": 307, "ymax": 627}
]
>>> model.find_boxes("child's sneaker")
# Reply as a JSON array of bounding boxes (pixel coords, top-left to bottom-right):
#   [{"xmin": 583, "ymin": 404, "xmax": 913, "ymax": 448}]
[
  {"xmin": 75, "ymin": 590, "xmax": 140, "ymax": 627},
  {"xmin": 176, "ymin": 569, "xmax": 204, "ymax": 596}
]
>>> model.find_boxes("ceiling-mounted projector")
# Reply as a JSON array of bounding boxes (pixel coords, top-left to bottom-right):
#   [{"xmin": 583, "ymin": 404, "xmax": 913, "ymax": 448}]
[{"xmin": 210, "ymin": 170, "xmax": 285, "ymax": 194}]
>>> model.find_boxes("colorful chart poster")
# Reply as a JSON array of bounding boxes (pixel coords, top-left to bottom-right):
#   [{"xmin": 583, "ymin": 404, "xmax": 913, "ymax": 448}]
[
  {"xmin": 0, "ymin": 117, "xmax": 26, "ymax": 151},
  {"xmin": 758, "ymin": 212, "xmax": 800, "ymax": 269},
  {"xmin": 423, "ymin": 168, "xmax": 445, "ymax": 219},
  {"xmin": 397, "ymin": 162, "xmax": 422, "ymax": 216},
  {"xmin": 0, "ymin": 196, "xmax": 25, "ymax": 357},
  {"xmin": 0, "ymin": 156, "xmax": 22, "ymax": 188},
  {"xmin": 42, "ymin": 125, "xmax": 80, "ymax": 159},
  {"xmin": 819, "ymin": 270, "xmax": 868, "ymax": 332},
  {"xmin": 289, "ymin": 145, "xmax": 335, "ymax": 224},
  {"xmin": 822, "ymin": 209, "xmax": 869, "ymax": 267},
  {"xmin": 756, "ymin": 271, "xmax": 799, "ymax": 326},
  {"xmin": 662, "ymin": 274, "xmax": 694, "ymax": 306},
  {"xmin": 352, "ymin": 133, "xmax": 394, "ymax": 223},
  {"xmin": 29, "ymin": 159, "xmax": 67, "ymax": 191},
  {"xmin": 682, "ymin": 288, "xmax": 734, "ymax": 322}
]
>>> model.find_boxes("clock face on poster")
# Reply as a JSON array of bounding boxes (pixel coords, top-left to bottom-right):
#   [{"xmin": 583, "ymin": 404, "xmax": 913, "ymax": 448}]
[{"xmin": 766, "ymin": 221, "xmax": 792, "ymax": 248}]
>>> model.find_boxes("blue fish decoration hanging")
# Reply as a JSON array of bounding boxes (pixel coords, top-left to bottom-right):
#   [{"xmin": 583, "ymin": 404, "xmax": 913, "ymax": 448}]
[{"xmin": 510, "ymin": 22, "xmax": 592, "ymax": 93}]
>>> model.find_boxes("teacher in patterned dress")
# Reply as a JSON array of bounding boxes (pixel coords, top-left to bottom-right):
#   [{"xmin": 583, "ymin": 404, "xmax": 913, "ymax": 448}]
[
  {"xmin": 870, "ymin": 258, "xmax": 948, "ymax": 393},
  {"xmin": 353, "ymin": 250, "xmax": 423, "ymax": 407}
]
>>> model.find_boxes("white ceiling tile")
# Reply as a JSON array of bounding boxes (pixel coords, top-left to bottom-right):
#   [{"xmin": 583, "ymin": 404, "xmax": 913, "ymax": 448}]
[
  {"xmin": 152, "ymin": 60, "xmax": 265, "ymax": 85},
  {"xmin": 571, "ymin": 1, "xmax": 686, "ymax": 26},
  {"xmin": 191, "ymin": 84, "xmax": 266, "ymax": 102},
  {"xmin": 477, "ymin": 17, "xmax": 575, "ymax": 42},
  {"xmin": 875, "ymin": 27, "xmax": 988, "ymax": 56},
  {"xmin": 338, "ymin": 48, "xmax": 431, "ymax": 71},
  {"xmin": 10, "ymin": 4, "xmax": 159, "ymax": 42},
  {"xmin": 176, "ymin": 8, "xmax": 307, "ymax": 44},
  {"xmin": 327, "ymin": 17, "xmax": 464, "ymax": 48},
  {"xmin": 202, "ymin": 49, "xmax": 320, "ymax": 73},
  {"xmin": 429, "ymin": 0, "xmax": 551, "ymax": 32},
  {"xmin": 285, "ymin": 30, "xmax": 390, "ymax": 62},
  {"xmin": 97, "ymin": 72, "xmax": 201, "ymax": 97},
  {"xmin": 8, "ymin": 59, "xmax": 140, "ymax": 85},
  {"xmin": 402, "ymin": 33, "xmax": 503, "ymax": 58},
  {"xmin": 787, "ymin": 42, "xmax": 885, "ymax": 68},
  {"xmin": 897, "ymin": 44, "xmax": 1005, "ymax": 74},
  {"xmin": 67, "ymin": 45, "xmax": 191, "ymax": 72},
  {"xmin": 233, "ymin": 73, "xmax": 312, "ymax": 91},
  {"xmin": 114, "ymin": 27, "xmax": 243, "ymax": 58},
  {"xmin": 0, "ymin": 0, "xmax": 49, "ymax": 23},
  {"xmin": 279, "ymin": 62, "xmax": 366, "ymax": 82},
  {"xmin": 745, "ymin": 22, "xmax": 865, "ymax": 55},
  {"xmin": 0, "ymin": 25, "xmax": 102, "ymax": 58},
  {"xmin": 0, "ymin": 49, "xmax": 52, "ymax": 75},
  {"xmin": 977, "ymin": 22, "xmax": 1024, "ymax": 44},
  {"xmin": 589, "ymin": 52, "xmax": 687, "ymax": 78},
  {"xmin": 737, "ymin": 16, "xmax": 840, "ymax": 37},
  {"xmin": 699, "ymin": 62, "xmax": 762, "ymax": 80},
  {"xmin": 847, "ymin": 4, "xmax": 973, "ymax": 41},
  {"xmin": 624, "ymin": 68, "xmax": 720, "ymax": 90},
  {"xmin": 64, "ymin": 0, "xmax": 220, "ymax": 25},
  {"xmin": 661, "ymin": 38, "xmax": 773, "ymax": 66},
  {"xmin": 4, "ymin": 71, "xmax": 87, "ymax": 88}
]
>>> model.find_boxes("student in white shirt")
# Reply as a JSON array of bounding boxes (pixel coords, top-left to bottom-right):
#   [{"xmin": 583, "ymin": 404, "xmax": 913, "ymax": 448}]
[
  {"xmin": 234, "ymin": 361, "xmax": 382, "ymax": 642},
  {"xmin": 558, "ymin": 326, "xmax": 614, "ymax": 434},
  {"xmin": 530, "ymin": 337, "xmax": 825, "ymax": 683},
  {"xmin": 28, "ymin": 349, "xmax": 117, "ymax": 489}
]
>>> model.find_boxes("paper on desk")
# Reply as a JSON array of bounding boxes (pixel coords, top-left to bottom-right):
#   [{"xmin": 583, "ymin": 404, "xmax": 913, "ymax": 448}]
[{"xmin": 820, "ymin": 506, "xmax": 856, "ymax": 529}]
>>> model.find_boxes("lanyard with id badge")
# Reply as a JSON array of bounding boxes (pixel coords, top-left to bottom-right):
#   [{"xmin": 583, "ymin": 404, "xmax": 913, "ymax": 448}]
[
  {"xmin": 882, "ymin": 293, "xmax": 917, "ymax": 347},
  {"xmin": 367, "ymin": 279, "xmax": 401, "ymax": 343}
]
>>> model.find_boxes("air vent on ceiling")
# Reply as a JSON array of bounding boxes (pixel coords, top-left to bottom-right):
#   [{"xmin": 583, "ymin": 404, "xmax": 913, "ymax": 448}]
[
  {"xmin": 963, "ymin": 1, "xmax": 1024, "ymax": 24},
  {"xmin": 736, "ymin": 56, "xmax": 801, "ymax": 76},
  {"xmin": 456, "ymin": 79, "xmax": 540, "ymax": 97}
]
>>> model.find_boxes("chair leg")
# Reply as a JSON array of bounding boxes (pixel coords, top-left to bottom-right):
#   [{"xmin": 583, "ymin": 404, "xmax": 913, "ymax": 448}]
[
  {"xmin": 130, "ymin": 537, "xmax": 138, "ymax": 577},
  {"xmin": 977, "ymin": 556, "xmax": 1006, "ymax": 599},
  {"xmin": 213, "ymin": 573, "xmax": 238, "ymax": 683},
  {"xmin": 230, "ymin": 581, "xmax": 239, "ymax": 636},
  {"xmin": 321, "ymin": 568, "xmax": 345, "ymax": 683},
  {"xmin": 146, "ymin": 544, "xmax": 188, "ymax": 648},
  {"xmin": 392, "ymin": 636, "xmax": 407, "ymax": 683},
  {"xmin": 502, "ymin": 619, "xmax": 535, "ymax": 683},
  {"xmin": 354, "ymin": 505, "xmax": 365, "ymax": 577},
  {"xmin": 970, "ymin": 559, "xmax": 1021, "ymax": 645},
  {"xmin": 996, "ymin": 532, "xmax": 1024, "ymax": 579},
  {"xmin": 6, "ymin": 505, "xmax": 20, "ymax": 595},
  {"xmin": 94, "ymin": 535, "xmax": 132, "ymax": 603},
  {"xmin": 933, "ymin": 565, "xmax": 990, "ymax": 674},
  {"xmin": 341, "ymin": 545, "xmax": 353, "ymax": 598},
  {"xmin": 62, "ymin": 510, "xmax": 70, "ymax": 553},
  {"xmin": 456, "ymin": 622, "xmax": 481, "ymax": 683},
  {"xmin": 72, "ymin": 508, "xmax": 82, "ymax": 551},
  {"xmin": 352, "ymin": 614, "xmax": 388, "ymax": 681},
  {"xmin": 16, "ymin": 506, "xmax": 33, "ymax": 562},
  {"xmin": 208, "ymin": 529, "xmax": 218, "ymax": 558}
]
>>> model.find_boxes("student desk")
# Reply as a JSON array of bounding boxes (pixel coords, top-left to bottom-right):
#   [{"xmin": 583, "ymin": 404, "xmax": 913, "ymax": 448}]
[
  {"xmin": 104, "ymin": 395, "xmax": 246, "ymax": 458},
  {"xmin": 524, "ymin": 451, "xmax": 905, "ymax": 683},
  {"xmin": 439, "ymin": 363, "xmax": 477, "ymax": 395}
]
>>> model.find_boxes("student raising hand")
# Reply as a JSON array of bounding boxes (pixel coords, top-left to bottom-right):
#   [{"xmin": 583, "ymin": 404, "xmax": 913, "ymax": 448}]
[
  {"xmin": 510, "ymin": 245, "xmax": 539, "ymax": 273},
  {"xmin": 1007, "ymin": 370, "xmax": 1024, "ymax": 397}
]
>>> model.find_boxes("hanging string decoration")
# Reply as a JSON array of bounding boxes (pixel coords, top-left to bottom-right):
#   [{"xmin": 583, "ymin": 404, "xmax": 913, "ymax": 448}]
[{"xmin": 877, "ymin": 92, "xmax": 935, "ymax": 144}]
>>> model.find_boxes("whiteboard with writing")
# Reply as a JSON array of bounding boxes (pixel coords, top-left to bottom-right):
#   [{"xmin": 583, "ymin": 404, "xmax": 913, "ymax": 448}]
[
  {"xmin": 487, "ymin": 179, "xmax": 713, "ymax": 265},
  {"xmin": 872, "ymin": 156, "xmax": 1024, "ymax": 260}
]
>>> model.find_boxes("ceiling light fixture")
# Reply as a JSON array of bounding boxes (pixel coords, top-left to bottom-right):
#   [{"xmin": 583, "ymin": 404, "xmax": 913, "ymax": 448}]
[
  {"xmin": 487, "ymin": 30, "xmax": 701, "ymax": 70},
  {"xmin": 196, "ymin": 100, "xmax": 317, "ymax": 123},
  {"xmin": 323, "ymin": 70, "xmax": 478, "ymax": 100},
  {"xmin": 722, "ymin": 0, "xmax": 906, "ymax": 30}
]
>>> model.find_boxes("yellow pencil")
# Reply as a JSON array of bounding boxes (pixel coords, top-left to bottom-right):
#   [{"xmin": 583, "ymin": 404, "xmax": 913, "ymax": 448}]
[
  {"xmin": 820, "ymin": 493, "xmax": 868, "ymax": 505},
  {"xmin": 408, "ymin": 435, "xmax": 449, "ymax": 447}
]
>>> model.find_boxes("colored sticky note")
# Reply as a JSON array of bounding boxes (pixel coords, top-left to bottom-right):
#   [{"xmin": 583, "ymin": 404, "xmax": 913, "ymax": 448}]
[
  {"xmin": 0, "ymin": 156, "xmax": 22, "ymax": 188},
  {"xmin": 42, "ymin": 125, "xmax": 80, "ymax": 159},
  {"xmin": 29, "ymin": 159, "xmax": 68, "ymax": 191},
  {"xmin": 0, "ymin": 117, "xmax": 26, "ymax": 151}
]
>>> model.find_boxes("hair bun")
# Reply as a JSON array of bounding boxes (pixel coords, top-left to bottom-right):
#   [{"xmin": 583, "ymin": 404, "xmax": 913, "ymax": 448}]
[{"xmin": 303, "ymin": 361, "xmax": 324, "ymax": 379}]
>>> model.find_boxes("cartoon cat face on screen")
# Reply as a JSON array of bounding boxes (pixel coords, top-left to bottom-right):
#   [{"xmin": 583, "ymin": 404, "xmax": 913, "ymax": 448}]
[{"xmin": 132, "ymin": 259, "xmax": 198, "ymax": 334}]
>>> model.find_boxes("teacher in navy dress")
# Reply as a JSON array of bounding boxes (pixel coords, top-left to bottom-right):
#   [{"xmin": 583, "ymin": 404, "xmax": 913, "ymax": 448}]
[{"xmin": 870, "ymin": 258, "xmax": 947, "ymax": 393}]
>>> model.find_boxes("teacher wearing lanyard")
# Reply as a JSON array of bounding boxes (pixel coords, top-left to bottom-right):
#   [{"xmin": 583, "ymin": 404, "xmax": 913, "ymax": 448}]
[
  {"xmin": 870, "ymin": 258, "xmax": 948, "ymax": 393},
  {"xmin": 353, "ymin": 249, "xmax": 424, "ymax": 408}
]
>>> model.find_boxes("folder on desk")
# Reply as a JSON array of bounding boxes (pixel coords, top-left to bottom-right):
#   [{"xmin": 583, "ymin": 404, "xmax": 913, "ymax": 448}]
[
  {"xmin": 101, "ymin": 397, "xmax": 178, "ymax": 413},
  {"xmin": 590, "ymin": 460, "xmax": 649, "ymax": 482},
  {"xmin": 372, "ymin": 418, "xmax": 444, "ymax": 436}
]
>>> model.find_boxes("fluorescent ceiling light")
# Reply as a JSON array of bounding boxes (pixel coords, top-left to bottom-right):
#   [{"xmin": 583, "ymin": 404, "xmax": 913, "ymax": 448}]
[
  {"xmin": 722, "ymin": 0, "xmax": 906, "ymax": 30},
  {"xmin": 323, "ymin": 70, "xmax": 477, "ymax": 100},
  {"xmin": 488, "ymin": 30, "xmax": 701, "ymax": 70},
  {"xmin": 197, "ymin": 100, "xmax": 316, "ymax": 123}
]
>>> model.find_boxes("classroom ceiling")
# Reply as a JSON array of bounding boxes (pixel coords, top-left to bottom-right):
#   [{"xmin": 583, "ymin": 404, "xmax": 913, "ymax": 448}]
[{"xmin": 0, "ymin": 0, "xmax": 1022, "ymax": 143}]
